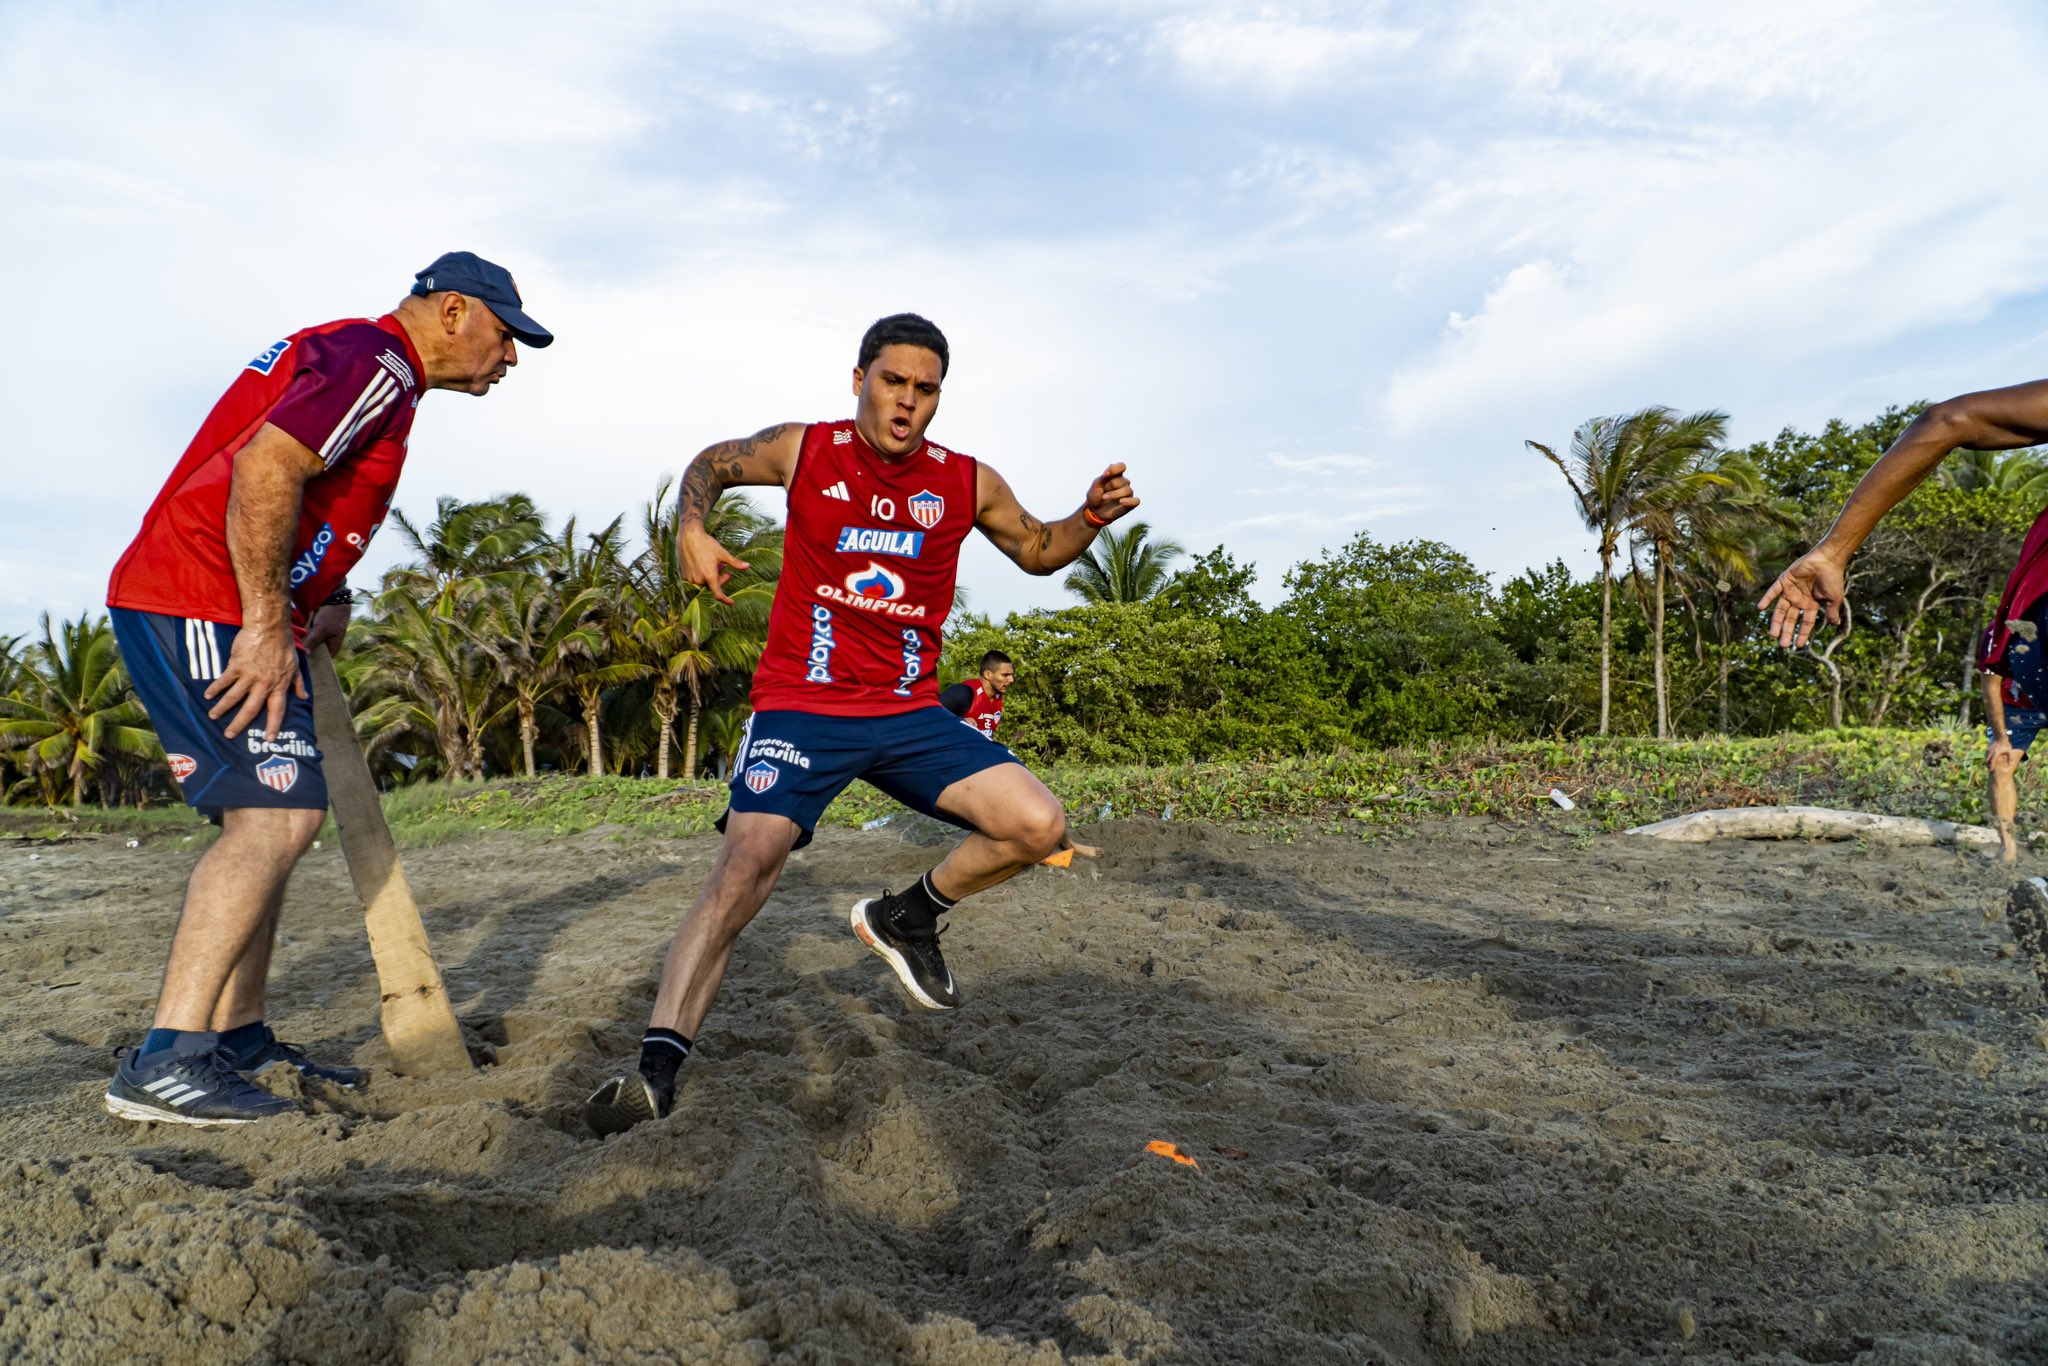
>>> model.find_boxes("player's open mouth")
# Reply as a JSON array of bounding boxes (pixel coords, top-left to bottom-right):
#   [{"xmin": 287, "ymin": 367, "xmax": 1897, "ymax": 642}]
[{"xmin": 890, "ymin": 419, "xmax": 911, "ymax": 439}]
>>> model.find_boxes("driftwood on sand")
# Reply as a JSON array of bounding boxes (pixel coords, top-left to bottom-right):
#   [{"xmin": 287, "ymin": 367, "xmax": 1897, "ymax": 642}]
[{"xmin": 1624, "ymin": 805, "xmax": 2000, "ymax": 850}]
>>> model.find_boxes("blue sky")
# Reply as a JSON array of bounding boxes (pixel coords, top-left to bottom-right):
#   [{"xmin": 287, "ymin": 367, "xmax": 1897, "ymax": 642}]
[{"xmin": 8, "ymin": 0, "xmax": 2048, "ymax": 637}]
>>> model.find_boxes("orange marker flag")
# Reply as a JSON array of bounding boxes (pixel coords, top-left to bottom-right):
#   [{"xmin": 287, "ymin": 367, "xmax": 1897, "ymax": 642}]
[{"xmin": 1145, "ymin": 1140, "xmax": 1200, "ymax": 1169}]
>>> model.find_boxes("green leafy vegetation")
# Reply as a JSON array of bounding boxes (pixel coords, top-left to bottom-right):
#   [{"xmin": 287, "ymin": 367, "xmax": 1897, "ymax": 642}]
[
  {"xmin": 11, "ymin": 730, "xmax": 2025, "ymax": 845},
  {"xmin": 8, "ymin": 401, "xmax": 2048, "ymax": 812}
]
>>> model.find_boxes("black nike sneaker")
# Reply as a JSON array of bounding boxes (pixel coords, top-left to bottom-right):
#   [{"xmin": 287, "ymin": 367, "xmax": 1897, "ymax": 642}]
[
  {"xmin": 850, "ymin": 893, "xmax": 960, "ymax": 1011},
  {"xmin": 584, "ymin": 1072, "xmax": 673, "ymax": 1139},
  {"xmin": 105, "ymin": 1035, "xmax": 297, "ymax": 1127}
]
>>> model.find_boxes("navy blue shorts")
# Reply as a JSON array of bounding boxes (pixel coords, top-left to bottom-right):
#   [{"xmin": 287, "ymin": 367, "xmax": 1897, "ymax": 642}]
[
  {"xmin": 1994, "ymin": 709, "xmax": 2048, "ymax": 754},
  {"xmin": 111, "ymin": 607, "xmax": 328, "ymax": 820},
  {"xmin": 722, "ymin": 706, "xmax": 1021, "ymax": 849}
]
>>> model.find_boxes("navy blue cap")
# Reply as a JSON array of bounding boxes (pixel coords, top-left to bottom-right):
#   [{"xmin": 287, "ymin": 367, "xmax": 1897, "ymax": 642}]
[{"xmin": 411, "ymin": 251, "xmax": 553, "ymax": 348}]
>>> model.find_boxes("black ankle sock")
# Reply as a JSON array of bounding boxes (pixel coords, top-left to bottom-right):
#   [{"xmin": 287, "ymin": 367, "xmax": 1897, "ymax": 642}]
[
  {"xmin": 888, "ymin": 871, "xmax": 957, "ymax": 934},
  {"xmin": 638, "ymin": 1028, "xmax": 692, "ymax": 1093}
]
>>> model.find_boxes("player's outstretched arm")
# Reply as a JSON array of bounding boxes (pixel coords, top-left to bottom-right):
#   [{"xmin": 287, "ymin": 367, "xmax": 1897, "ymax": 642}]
[
  {"xmin": 976, "ymin": 461, "xmax": 1140, "ymax": 575},
  {"xmin": 675, "ymin": 423, "xmax": 802, "ymax": 603},
  {"xmin": 1759, "ymin": 379, "xmax": 2048, "ymax": 648}
]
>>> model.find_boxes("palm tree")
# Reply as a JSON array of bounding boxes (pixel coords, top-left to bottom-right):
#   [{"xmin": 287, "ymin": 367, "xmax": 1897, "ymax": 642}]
[
  {"xmin": 1620, "ymin": 409, "xmax": 1733, "ymax": 738},
  {"xmin": 1672, "ymin": 453, "xmax": 1798, "ymax": 732},
  {"xmin": 387, "ymin": 493, "xmax": 550, "ymax": 612},
  {"xmin": 550, "ymin": 515, "xmax": 647, "ymax": 776},
  {"xmin": 1529, "ymin": 407, "xmax": 1728, "ymax": 736},
  {"xmin": 466, "ymin": 573, "xmax": 605, "ymax": 777},
  {"xmin": 1936, "ymin": 448, "xmax": 2048, "ymax": 500},
  {"xmin": 626, "ymin": 479, "xmax": 781, "ymax": 779},
  {"xmin": 0, "ymin": 614, "xmax": 161, "ymax": 805},
  {"xmin": 354, "ymin": 590, "xmax": 512, "ymax": 779},
  {"xmin": 1064, "ymin": 521, "xmax": 1186, "ymax": 603}
]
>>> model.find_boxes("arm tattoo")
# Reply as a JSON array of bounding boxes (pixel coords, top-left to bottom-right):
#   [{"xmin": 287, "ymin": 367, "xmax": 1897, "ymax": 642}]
[
  {"xmin": 1020, "ymin": 512, "xmax": 1054, "ymax": 554},
  {"xmin": 677, "ymin": 455, "xmax": 724, "ymax": 525},
  {"xmin": 679, "ymin": 423, "xmax": 798, "ymax": 523}
]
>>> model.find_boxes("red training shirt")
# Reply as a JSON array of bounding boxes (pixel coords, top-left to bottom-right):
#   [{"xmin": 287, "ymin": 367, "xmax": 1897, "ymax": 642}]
[
  {"xmin": 107, "ymin": 316, "xmax": 424, "ymax": 635},
  {"xmin": 750, "ymin": 421, "xmax": 979, "ymax": 716}
]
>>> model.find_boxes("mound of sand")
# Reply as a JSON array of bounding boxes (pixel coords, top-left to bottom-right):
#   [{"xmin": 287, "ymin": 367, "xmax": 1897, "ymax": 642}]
[{"xmin": 4, "ymin": 817, "xmax": 2047, "ymax": 1362}]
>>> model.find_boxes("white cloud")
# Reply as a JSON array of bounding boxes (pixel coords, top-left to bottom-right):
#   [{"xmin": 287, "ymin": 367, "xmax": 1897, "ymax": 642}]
[{"xmin": 1157, "ymin": 11, "xmax": 1420, "ymax": 91}]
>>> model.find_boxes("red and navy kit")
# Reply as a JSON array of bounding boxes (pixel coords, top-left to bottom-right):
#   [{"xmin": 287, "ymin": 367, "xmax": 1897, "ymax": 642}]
[
  {"xmin": 108, "ymin": 316, "xmax": 424, "ymax": 634},
  {"xmin": 750, "ymin": 422, "xmax": 980, "ymax": 716},
  {"xmin": 725, "ymin": 421, "xmax": 1018, "ymax": 845},
  {"xmin": 107, "ymin": 317, "xmax": 422, "ymax": 816},
  {"xmin": 941, "ymin": 678, "xmax": 1005, "ymax": 737}
]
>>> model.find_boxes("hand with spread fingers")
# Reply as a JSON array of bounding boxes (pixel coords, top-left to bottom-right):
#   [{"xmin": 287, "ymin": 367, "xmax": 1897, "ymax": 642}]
[
  {"xmin": 1757, "ymin": 547, "xmax": 1848, "ymax": 649},
  {"xmin": 678, "ymin": 521, "xmax": 752, "ymax": 606}
]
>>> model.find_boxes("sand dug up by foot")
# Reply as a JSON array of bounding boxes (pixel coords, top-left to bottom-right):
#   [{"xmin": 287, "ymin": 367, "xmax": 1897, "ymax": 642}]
[{"xmin": 4, "ymin": 816, "xmax": 2048, "ymax": 1364}]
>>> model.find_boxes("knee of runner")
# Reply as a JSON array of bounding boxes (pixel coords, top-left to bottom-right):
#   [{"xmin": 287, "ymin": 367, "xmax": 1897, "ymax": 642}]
[{"xmin": 1014, "ymin": 799, "xmax": 1066, "ymax": 860}]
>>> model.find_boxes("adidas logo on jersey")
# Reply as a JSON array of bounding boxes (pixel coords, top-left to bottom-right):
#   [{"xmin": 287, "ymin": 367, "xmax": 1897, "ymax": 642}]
[
  {"xmin": 822, "ymin": 481, "xmax": 851, "ymax": 502},
  {"xmin": 832, "ymin": 430, "xmax": 853, "ymax": 445},
  {"xmin": 926, "ymin": 444, "xmax": 950, "ymax": 463}
]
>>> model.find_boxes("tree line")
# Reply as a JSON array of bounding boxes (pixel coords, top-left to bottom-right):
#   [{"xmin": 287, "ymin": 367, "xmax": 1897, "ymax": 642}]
[{"xmin": 3, "ymin": 403, "xmax": 2044, "ymax": 805}]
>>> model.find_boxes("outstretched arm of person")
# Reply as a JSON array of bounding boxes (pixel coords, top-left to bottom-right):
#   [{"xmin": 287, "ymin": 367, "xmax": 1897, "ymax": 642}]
[
  {"xmin": 210, "ymin": 423, "xmax": 325, "ymax": 742},
  {"xmin": 675, "ymin": 423, "xmax": 803, "ymax": 604},
  {"xmin": 977, "ymin": 461, "xmax": 1140, "ymax": 575},
  {"xmin": 1759, "ymin": 380, "xmax": 2048, "ymax": 647}
]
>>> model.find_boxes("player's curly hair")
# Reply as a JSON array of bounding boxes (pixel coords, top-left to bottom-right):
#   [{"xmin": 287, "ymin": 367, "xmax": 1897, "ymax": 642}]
[{"xmin": 858, "ymin": 313, "xmax": 949, "ymax": 378}]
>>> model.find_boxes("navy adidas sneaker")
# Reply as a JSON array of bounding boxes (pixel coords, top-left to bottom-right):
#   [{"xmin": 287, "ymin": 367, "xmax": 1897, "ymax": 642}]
[
  {"xmin": 104, "ymin": 1034, "xmax": 296, "ymax": 1127},
  {"xmin": 232, "ymin": 1027, "xmax": 368, "ymax": 1091},
  {"xmin": 851, "ymin": 893, "xmax": 960, "ymax": 1011},
  {"xmin": 584, "ymin": 1072, "xmax": 672, "ymax": 1139}
]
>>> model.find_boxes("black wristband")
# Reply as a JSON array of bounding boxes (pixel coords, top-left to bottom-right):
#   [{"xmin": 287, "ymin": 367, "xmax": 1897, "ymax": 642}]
[{"xmin": 321, "ymin": 585, "xmax": 354, "ymax": 607}]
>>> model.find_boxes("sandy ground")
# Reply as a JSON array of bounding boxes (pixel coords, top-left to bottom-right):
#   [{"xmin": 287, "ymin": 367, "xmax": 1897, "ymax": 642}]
[{"xmin": 3, "ymin": 814, "xmax": 2048, "ymax": 1364}]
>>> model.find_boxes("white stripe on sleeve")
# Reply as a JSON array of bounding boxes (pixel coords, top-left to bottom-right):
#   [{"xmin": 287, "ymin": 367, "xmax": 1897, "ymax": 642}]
[{"xmin": 318, "ymin": 371, "xmax": 398, "ymax": 465}]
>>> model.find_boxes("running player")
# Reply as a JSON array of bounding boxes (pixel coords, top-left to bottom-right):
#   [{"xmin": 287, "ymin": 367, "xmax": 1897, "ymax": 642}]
[
  {"xmin": 103, "ymin": 252, "xmax": 551, "ymax": 1125},
  {"xmin": 585, "ymin": 313, "xmax": 1140, "ymax": 1137}
]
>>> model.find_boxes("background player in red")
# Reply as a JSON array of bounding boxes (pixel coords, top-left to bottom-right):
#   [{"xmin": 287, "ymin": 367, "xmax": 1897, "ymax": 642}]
[
  {"xmin": 102, "ymin": 252, "xmax": 551, "ymax": 1126},
  {"xmin": 940, "ymin": 649, "xmax": 1014, "ymax": 737},
  {"xmin": 586, "ymin": 313, "xmax": 1140, "ymax": 1137},
  {"xmin": 941, "ymin": 649, "xmax": 1100, "ymax": 863}
]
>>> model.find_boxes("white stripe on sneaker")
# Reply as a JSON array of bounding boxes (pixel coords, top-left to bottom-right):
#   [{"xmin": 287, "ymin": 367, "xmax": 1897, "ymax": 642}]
[
  {"xmin": 144, "ymin": 1075, "xmax": 184, "ymax": 1094},
  {"xmin": 166, "ymin": 1088, "xmax": 207, "ymax": 1107}
]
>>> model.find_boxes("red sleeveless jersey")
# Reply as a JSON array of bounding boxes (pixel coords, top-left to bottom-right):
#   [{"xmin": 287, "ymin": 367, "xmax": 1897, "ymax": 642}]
[
  {"xmin": 960, "ymin": 678, "xmax": 1005, "ymax": 737},
  {"xmin": 750, "ymin": 421, "xmax": 979, "ymax": 716},
  {"xmin": 107, "ymin": 316, "xmax": 423, "ymax": 635}
]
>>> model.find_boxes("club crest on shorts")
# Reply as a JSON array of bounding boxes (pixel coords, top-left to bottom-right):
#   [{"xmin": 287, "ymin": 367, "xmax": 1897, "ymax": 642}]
[
  {"xmin": 256, "ymin": 755, "xmax": 299, "ymax": 793},
  {"xmin": 166, "ymin": 753, "xmax": 197, "ymax": 784},
  {"xmin": 908, "ymin": 489, "xmax": 944, "ymax": 529},
  {"xmin": 744, "ymin": 761, "xmax": 778, "ymax": 794}
]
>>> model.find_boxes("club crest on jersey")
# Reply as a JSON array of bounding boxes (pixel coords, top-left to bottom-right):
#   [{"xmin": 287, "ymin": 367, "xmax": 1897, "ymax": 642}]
[
  {"xmin": 166, "ymin": 754, "xmax": 197, "ymax": 784},
  {"xmin": 246, "ymin": 339, "xmax": 293, "ymax": 375},
  {"xmin": 744, "ymin": 762, "xmax": 778, "ymax": 794},
  {"xmin": 907, "ymin": 490, "xmax": 945, "ymax": 529},
  {"xmin": 255, "ymin": 755, "xmax": 299, "ymax": 793},
  {"xmin": 835, "ymin": 526, "xmax": 924, "ymax": 557}
]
